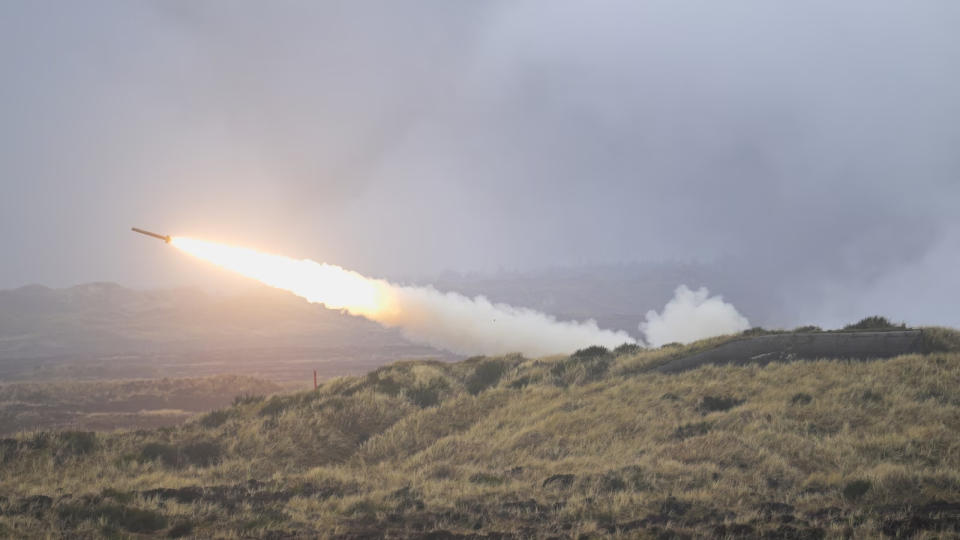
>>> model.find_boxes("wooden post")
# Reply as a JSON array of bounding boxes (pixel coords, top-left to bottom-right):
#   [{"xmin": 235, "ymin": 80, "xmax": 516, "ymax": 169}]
[{"xmin": 313, "ymin": 370, "xmax": 318, "ymax": 391}]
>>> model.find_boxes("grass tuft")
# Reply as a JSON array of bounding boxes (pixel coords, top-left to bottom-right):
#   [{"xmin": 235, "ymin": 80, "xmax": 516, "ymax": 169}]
[
  {"xmin": 198, "ymin": 408, "xmax": 231, "ymax": 428},
  {"xmin": 844, "ymin": 316, "xmax": 905, "ymax": 331},
  {"xmin": 406, "ymin": 378, "xmax": 448, "ymax": 407},
  {"xmin": 57, "ymin": 430, "xmax": 97, "ymax": 455},
  {"xmin": 233, "ymin": 393, "xmax": 266, "ymax": 407},
  {"xmin": 466, "ymin": 359, "xmax": 510, "ymax": 395}
]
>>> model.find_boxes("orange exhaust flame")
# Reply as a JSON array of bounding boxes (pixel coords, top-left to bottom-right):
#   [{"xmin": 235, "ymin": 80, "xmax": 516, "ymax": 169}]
[{"xmin": 170, "ymin": 237, "xmax": 393, "ymax": 318}]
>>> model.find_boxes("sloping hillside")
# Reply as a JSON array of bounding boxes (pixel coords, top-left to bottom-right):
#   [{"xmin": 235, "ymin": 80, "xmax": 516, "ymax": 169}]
[
  {"xmin": 0, "ymin": 282, "xmax": 415, "ymax": 359},
  {"xmin": 1, "ymin": 327, "xmax": 959, "ymax": 538},
  {"xmin": 0, "ymin": 283, "xmax": 454, "ymax": 382}
]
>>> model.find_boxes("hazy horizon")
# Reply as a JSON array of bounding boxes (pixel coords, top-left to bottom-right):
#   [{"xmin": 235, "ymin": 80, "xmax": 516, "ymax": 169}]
[{"xmin": 3, "ymin": 1, "xmax": 959, "ymax": 331}]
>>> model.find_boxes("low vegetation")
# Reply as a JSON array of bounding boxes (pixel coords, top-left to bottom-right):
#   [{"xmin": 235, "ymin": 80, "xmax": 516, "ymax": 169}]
[
  {"xmin": 0, "ymin": 324, "xmax": 958, "ymax": 538},
  {"xmin": 0, "ymin": 375, "xmax": 280, "ymax": 435}
]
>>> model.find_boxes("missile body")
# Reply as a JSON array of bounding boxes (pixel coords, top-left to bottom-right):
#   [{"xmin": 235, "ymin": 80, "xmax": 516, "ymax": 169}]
[{"xmin": 131, "ymin": 227, "xmax": 171, "ymax": 243}]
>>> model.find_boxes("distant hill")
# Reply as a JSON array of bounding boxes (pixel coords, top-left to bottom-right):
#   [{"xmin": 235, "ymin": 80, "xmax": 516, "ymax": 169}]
[
  {"xmin": 0, "ymin": 283, "xmax": 451, "ymax": 382},
  {"xmin": 0, "ymin": 282, "xmax": 414, "ymax": 360},
  {"xmin": 0, "ymin": 264, "xmax": 765, "ymax": 381}
]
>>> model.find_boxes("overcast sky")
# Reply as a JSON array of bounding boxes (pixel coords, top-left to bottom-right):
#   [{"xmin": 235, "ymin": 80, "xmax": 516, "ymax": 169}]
[{"xmin": 2, "ymin": 1, "xmax": 959, "ymax": 328}]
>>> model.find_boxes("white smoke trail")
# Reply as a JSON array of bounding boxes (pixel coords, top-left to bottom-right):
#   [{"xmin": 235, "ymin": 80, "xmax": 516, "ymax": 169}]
[
  {"xmin": 640, "ymin": 285, "xmax": 750, "ymax": 347},
  {"xmin": 171, "ymin": 238, "xmax": 635, "ymax": 356},
  {"xmin": 379, "ymin": 285, "xmax": 635, "ymax": 356}
]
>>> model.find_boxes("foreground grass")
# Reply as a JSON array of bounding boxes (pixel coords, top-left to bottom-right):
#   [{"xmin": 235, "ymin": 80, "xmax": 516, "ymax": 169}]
[{"xmin": 0, "ymin": 327, "xmax": 959, "ymax": 538}]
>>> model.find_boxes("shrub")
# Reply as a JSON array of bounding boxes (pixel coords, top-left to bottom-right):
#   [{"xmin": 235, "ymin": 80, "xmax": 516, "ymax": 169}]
[
  {"xmin": 198, "ymin": 408, "xmax": 231, "ymax": 429},
  {"xmin": 507, "ymin": 376, "xmax": 533, "ymax": 390},
  {"xmin": 742, "ymin": 327, "xmax": 769, "ymax": 336},
  {"xmin": 793, "ymin": 325, "xmax": 822, "ymax": 333},
  {"xmin": 57, "ymin": 431, "xmax": 97, "ymax": 455},
  {"xmin": 921, "ymin": 327, "xmax": 960, "ymax": 354},
  {"xmin": 613, "ymin": 343, "xmax": 642, "ymax": 356},
  {"xmin": 30, "ymin": 432, "xmax": 51, "ymax": 450},
  {"xmin": 584, "ymin": 356, "xmax": 614, "ymax": 379},
  {"xmin": 659, "ymin": 342, "xmax": 684, "ymax": 349},
  {"xmin": 258, "ymin": 397, "xmax": 292, "ymax": 417},
  {"xmin": 139, "ymin": 443, "xmax": 178, "ymax": 467},
  {"xmin": 368, "ymin": 375, "xmax": 402, "ymax": 397},
  {"xmin": 180, "ymin": 441, "xmax": 223, "ymax": 467},
  {"xmin": 233, "ymin": 394, "xmax": 265, "ymax": 407},
  {"xmin": 570, "ymin": 346, "xmax": 611, "ymax": 361},
  {"xmin": 597, "ymin": 473, "xmax": 628, "ymax": 492},
  {"xmin": 466, "ymin": 360, "xmax": 510, "ymax": 395},
  {"xmin": 551, "ymin": 347, "xmax": 614, "ymax": 385},
  {"xmin": 844, "ymin": 316, "xmax": 905, "ymax": 331},
  {"xmin": 674, "ymin": 422, "xmax": 712, "ymax": 440},
  {"xmin": 0, "ymin": 438, "xmax": 19, "ymax": 461},
  {"xmin": 842, "ymin": 479, "xmax": 871, "ymax": 500},
  {"xmin": 406, "ymin": 378, "xmax": 448, "ymax": 407}
]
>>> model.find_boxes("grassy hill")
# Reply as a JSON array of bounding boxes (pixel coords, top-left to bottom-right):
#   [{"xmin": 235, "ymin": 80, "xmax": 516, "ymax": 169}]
[{"xmin": 1, "ymin": 326, "xmax": 959, "ymax": 538}]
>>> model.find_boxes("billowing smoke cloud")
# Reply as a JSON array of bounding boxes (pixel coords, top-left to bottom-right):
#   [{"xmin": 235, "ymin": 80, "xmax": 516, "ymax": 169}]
[
  {"xmin": 380, "ymin": 286, "xmax": 635, "ymax": 356},
  {"xmin": 640, "ymin": 286, "xmax": 750, "ymax": 347}
]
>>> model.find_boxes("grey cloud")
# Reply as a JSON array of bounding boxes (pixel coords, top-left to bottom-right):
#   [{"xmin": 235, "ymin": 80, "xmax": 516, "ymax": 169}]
[{"xmin": 1, "ymin": 1, "xmax": 959, "ymax": 327}]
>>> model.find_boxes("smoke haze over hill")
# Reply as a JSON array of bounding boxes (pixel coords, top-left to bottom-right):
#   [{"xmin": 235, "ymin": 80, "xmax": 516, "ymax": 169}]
[{"xmin": 2, "ymin": 1, "xmax": 959, "ymax": 330}]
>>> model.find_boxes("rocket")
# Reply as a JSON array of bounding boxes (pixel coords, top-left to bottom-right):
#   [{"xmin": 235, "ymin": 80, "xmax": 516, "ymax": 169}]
[{"xmin": 131, "ymin": 227, "xmax": 171, "ymax": 243}]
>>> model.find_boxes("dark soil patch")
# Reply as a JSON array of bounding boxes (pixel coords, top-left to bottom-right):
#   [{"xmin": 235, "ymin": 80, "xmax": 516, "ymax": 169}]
[{"xmin": 698, "ymin": 395, "xmax": 745, "ymax": 413}]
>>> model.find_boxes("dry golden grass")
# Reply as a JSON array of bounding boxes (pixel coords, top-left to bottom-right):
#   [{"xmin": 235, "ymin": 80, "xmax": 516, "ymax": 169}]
[
  {"xmin": 0, "ymin": 374, "xmax": 282, "ymax": 436},
  {"xmin": 0, "ymin": 374, "xmax": 281, "ymax": 405},
  {"xmin": 0, "ymin": 327, "xmax": 959, "ymax": 538}
]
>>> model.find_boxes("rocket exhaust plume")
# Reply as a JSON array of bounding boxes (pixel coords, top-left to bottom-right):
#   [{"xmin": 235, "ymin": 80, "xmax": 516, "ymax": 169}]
[{"xmin": 166, "ymin": 237, "xmax": 635, "ymax": 356}]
